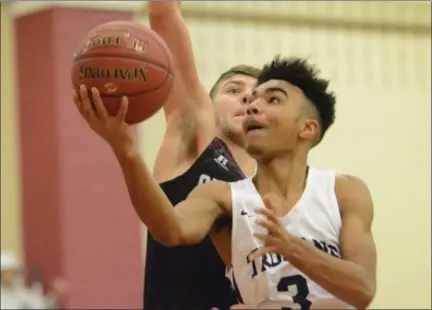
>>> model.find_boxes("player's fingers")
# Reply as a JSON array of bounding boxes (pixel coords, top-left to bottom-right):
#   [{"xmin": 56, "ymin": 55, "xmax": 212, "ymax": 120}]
[
  {"xmin": 79, "ymin": 84, "xmax": 90, "ymax": 104},
  {"xmin": 73, "ymin": 89, "xmax": 83, "ymax": 114},
  {"xmin": 90, "ymin": 87, "xmax": 108, "ymax": 120},
  {"xmin": 263, "ymin": 235, "xmax": 280, "ymax": 246},
  {"xmin": 255, "ymin": 208, "xmax": 278, "ymax": 223},
  {"xmin": 79, "ymin": 85, "xmax": 95, "ymax": 121},
  {"xmin": 116, "ymin": 96, "xmax": 129, "ymax": 121},
  {"xmin": 253, "ymin": 232, "xmax": 267, "ymax": 241},
  {"xmin": 255, "ymin": 218, "xmax": 271, "ymax": 228},
  {"xmin": 262, "ymin": 195, "xmax": 277, "ymax": 211},
  {"xmin": 253, "ymin": 232, "xmax": 278, "ymax": 245},
  {"xmin": 255, "ymin": 219, "xmax": 276, "ymax": 235}
]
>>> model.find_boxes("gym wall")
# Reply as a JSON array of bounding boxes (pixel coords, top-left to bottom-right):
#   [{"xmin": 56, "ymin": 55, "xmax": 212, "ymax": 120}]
[{"xmin": 1, "ymin": 3, "xmax": 143, "ymax": 308}]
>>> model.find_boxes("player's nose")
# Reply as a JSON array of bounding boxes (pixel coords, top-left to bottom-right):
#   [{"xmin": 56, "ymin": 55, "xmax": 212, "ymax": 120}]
[
  {"xmin": 241, "ymin": 93, "xmax": 250, "ymax": 105},
  {"xmin": 246, "ymin": 100, "xmax": 260, "ymax": 115},
  {"xmin": 241, "ymin": 87, "xmax": 254, "ymax": 105}
]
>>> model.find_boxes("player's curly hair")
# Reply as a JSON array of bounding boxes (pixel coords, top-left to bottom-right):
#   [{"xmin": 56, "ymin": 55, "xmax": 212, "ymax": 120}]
[{"xmin": 257, "ymin": 56, "xmax": 336, "ymax": 143}]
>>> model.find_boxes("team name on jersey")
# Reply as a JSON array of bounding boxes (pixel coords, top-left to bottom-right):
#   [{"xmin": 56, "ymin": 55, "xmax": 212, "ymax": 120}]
[{"xmin": 246, "ymin": 238, "xmax": 340, "ymax": 279}]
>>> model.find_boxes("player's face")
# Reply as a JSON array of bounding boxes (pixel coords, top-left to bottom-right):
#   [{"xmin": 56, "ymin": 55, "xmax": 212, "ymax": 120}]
[
  {"xmin": 243, "ymin": 80, "xmax": 319, "ymax": 158},
  {"xmin": 213, "ymin": 75, "xmax": 257, "ymax": 138}
]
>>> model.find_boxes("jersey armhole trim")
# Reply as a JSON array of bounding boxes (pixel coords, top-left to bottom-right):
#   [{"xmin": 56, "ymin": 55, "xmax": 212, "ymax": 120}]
[{"xmin": 330, "ymin": 171, "xmax": 343, "ymax": 232}]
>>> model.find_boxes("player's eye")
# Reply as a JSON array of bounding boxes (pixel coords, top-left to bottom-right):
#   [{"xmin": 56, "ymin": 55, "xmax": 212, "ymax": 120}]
[
  {"xmin": 268, "ymin": 97, "xmax": 280, "ymax": 104},
  {"xmin": 227, "ymin": 88, "xmax": 240, "ymax": 94}
]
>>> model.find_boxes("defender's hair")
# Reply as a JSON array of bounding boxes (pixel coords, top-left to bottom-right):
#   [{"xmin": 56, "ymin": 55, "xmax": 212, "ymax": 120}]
[
  {"xmin": 209, "ymin": 65, "xmax": 261, "ymax": 98},
  {"xmin": 257, "ymin": 56, "xmax": 336, "ymax": 142}
]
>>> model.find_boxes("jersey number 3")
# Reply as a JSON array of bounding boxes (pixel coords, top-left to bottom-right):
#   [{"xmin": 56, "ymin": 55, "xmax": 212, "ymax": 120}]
[{"xmin": 278, "ymin": 275, "xmax": 312, "ymax": 310}]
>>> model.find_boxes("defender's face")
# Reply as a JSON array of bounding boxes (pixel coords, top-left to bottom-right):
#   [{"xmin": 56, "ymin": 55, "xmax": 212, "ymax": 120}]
[
  {"xmin": 243, "ymin": 80, "xmax": 317, "ymax": 157},
  {"xmin": 212, "ymin": 75, "xmax": 257, "ymax": 135}
]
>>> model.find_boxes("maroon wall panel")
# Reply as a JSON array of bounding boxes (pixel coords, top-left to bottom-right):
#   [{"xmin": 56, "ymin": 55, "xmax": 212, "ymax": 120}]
[{"xmin": 16, "ymin": 8, "xmax": 143, "ymax": 309}]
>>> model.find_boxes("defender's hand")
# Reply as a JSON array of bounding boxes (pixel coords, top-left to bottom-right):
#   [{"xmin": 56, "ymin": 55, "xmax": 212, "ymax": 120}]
[
  {"xmin": 148, "ymin": 0, "xmax": 180, "ymax": 15},
  {"xmin": 73, "ymin": 85, "xmax": 136, "ymax": 155},
  {"xmin": 249, "ymin": 195, "xmax": 292, "ymax": 261}
]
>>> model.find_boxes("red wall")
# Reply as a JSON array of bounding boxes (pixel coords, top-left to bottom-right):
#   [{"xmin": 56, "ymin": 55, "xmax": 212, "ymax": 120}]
[{"xmin": 16, "ymin": 8, "xmax": 143, "ymax": 308}]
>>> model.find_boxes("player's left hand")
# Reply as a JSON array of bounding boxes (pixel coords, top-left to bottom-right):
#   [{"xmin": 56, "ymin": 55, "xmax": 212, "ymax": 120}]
[{"xmin": 249, "ymin": 195, "xmax": 292, "ymax": 261}]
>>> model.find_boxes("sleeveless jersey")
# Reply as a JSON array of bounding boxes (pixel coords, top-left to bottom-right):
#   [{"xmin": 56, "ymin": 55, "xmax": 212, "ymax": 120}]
[
  {"xmin": 144, "ymin": 137, "xmax": 245, "ymax": 310},
  {"xmin": 229, "ymin": 167, "xmax": 344, "ymax": 309}
]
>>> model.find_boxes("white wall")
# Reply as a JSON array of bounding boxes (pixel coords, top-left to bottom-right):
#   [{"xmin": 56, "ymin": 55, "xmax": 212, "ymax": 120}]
[{"xmin": 137, "ymin": 2, "xmax": 431, "ymax": 308}]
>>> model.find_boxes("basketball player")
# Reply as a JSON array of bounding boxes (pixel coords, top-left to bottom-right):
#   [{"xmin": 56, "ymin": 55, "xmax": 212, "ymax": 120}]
[
  {"xmin": 144, "ymin": 2, "xmax": 257, "ymax": 309},
  {"xmin": 73, "ymin": 56, "xmax": 376, "ymax": 309}
]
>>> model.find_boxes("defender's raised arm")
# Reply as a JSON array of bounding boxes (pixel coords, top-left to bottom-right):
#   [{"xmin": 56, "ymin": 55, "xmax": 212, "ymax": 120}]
[{"xmin": 147, "ymin": 2, "xmax": 216, "ymax": 156}]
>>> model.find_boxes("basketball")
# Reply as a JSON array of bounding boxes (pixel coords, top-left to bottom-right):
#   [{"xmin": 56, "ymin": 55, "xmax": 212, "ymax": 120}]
[{"xmin": 71, "ymin": 21, "xmax": 173, "ymax": 124}]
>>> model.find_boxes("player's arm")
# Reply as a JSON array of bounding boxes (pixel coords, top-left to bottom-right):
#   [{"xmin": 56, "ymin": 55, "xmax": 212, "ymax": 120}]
[
  {"xmin": 146, "ymin": 2, "xmax": 215, "ymax": 147},
  {"xmin": 115, "ymin": 150, "xmax": 228, "ymax": 246},
  {"xmin": 284, "ymin": 175, "xmax": 377, "ymax": 309},
  {"xmin": 173, "ymin": 180, "xmax": 230, "ymax": 245}
]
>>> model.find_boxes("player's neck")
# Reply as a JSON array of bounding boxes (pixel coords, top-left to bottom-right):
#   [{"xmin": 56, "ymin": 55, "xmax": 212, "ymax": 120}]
[
  {"xmin": 220, "ymin": 136, "xmax": 256, "ymax": 177},
  {"xmin": 255, "ymin": 150, "xmax": 309, "ymax": 198}
]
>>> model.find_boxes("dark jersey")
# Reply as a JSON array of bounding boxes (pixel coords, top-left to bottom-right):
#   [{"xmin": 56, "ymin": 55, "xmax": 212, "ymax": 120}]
[{"xmin": 143, "ymin": 137, "xmax": 246, "ymax": 310}]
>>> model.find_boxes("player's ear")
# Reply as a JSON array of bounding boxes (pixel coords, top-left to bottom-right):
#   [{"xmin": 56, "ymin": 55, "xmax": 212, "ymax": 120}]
[{"xmin": 299, "ymin": 119, "xmax": 319, "ymax": 141}]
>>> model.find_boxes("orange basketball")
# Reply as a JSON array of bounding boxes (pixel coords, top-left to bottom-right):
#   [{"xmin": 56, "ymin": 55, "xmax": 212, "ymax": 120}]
[{"xmin": 71, "ymin": 21, "xmax": 173, "ymax": 124}]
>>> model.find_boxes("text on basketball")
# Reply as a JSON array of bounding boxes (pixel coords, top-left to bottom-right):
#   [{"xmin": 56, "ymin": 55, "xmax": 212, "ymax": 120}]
[
  {"xmin": 79, "ymin": 66, "xmax": 147, "ymax": 83},
  {"xmin": 82, "ymin": 33, "xmax": 148, "ymax": 55}
]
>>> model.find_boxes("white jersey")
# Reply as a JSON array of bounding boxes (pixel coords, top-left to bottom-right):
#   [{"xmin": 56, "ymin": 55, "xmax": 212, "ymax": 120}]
[{"xmin": 229, "ymin": 167, "xmax": 346, "ymax": 309}]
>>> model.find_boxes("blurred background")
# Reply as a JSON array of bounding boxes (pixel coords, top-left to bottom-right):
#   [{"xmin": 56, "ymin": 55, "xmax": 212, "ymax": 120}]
[{"xmin": 1, "ymin": 1, "xmax": 431, "ymax": 309}]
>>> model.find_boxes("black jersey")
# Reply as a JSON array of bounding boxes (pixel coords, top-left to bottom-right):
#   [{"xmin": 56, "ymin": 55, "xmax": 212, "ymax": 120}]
[{"xmin": 143, "ymin": 137, "xmax": 246, "ymax": 310}]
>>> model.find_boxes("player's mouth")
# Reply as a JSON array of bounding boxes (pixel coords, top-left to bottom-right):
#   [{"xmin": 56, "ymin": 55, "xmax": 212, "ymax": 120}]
[
  {"xmin": 244, "ymin": 119, "xmax": 266, "ymax": 133},
  {"xmin": 235, "ymin": 111, "xmax": 246, "ymax": 118}
]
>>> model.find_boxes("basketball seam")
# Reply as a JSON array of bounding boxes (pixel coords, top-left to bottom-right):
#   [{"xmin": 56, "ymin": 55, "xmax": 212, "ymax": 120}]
[{"xmin": 150, "ymin": 36, "xmax": 173, "ymax": 76}]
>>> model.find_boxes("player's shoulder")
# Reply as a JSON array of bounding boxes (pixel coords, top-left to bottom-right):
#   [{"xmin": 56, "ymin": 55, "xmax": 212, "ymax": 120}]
[
  {"xmin": 335, "ymin": 174, "xmax": 373, "ymax": 216},
  {"xmin": 335, "ymin": 174, "xmax": 370, "ymax": 194}
]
